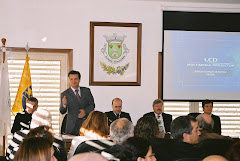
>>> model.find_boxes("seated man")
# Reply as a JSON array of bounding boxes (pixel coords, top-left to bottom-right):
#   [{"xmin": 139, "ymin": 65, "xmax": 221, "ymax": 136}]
[
  {"xmin": 11, "ymin": 97, "xmax": 38, "ymax": 134},
  {"xmin": 202, "ymin": 100, "xmax": 221, "ymax": 134},
  {"xmin": 169, "ymin": 115, "xmax": 205, "ymax": 160},
  {"xmin": 105, "ymin": 98, "xmax": 132, "ymax": 126},
  {"xmin": 101, "ymin": 118, "xmax": 134, "ymax": 160},
  {"xmin": 6, "ymin": 109, "xmax": 67, "ymax": 161},
  {"xmin": 196, "ymin": 113, "xmax": 232, "ymax": 142},
  {"xmin": 143, "ymin": 99, "xmax": 172, "ymax": 133}
]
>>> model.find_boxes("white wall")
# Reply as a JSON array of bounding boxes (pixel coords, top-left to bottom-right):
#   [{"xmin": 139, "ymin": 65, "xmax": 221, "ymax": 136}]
[{"xmin": 1, "ymin": 0, "xmax": 240, "ymax": 124}]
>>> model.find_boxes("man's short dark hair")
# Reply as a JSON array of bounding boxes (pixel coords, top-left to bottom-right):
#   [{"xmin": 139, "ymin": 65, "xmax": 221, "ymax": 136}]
[
  {"xmin": 171, "ymin": 115, "xmax": 197, "ymax": 141},
  {"xmin": 202, "ymin": 99, "xmax": 213, "ymax": 108},
  {"xmin": 152, "ymin": 99, "xmax": 163, "ymax": 106},
  {"xmin": 120, "ymin": 137, "xmax": 151, "ymax": 161},
  {"xmin": 28, "ymin": 97, "xmax": 38, "ymax": 104},
  {"xmin": 68, "ymin": 70, "xmax": 81, "ymax": 79}
]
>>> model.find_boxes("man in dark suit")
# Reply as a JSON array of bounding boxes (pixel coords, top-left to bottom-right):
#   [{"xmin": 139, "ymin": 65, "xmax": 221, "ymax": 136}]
[
  {"xmin": 143, "ymin": 99, "xmax": 172, "ymax": 133},
  {"xmin": 202, "ymin": 100, "xmax": 221, "ymax": 134},
  {"xmin": 105, "ymin": 98, "xmax": 132, "ymax": 126},
  {"xmin": 60, "ymin": 70, "xmax": 95, "ymax": 135}
]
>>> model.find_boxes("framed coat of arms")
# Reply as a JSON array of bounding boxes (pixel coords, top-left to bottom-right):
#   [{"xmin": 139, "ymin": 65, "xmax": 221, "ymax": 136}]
[{"xmin": 89, "ymin": 22, "xmax": 142, "ymax": 86}]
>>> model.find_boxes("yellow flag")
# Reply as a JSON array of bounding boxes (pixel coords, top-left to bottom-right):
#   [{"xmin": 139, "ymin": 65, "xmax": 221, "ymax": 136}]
[{"xmin": 12, "ymin": 56, "xmax": 32, "ymax": 114}]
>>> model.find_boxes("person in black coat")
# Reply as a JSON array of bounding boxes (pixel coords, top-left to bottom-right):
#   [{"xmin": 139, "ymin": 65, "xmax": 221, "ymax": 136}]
[
  {"xmin": 202, "ymin": 100, "xmax": 222, "ymax": 134},
  {"xmin": 11, "ymin": 97, "xmax": 38, "ymax": 134},
  {"xmin": 105, "ymin": 98, "xmax": 132, "ymax": 126},
  {"xmin": 143, "ymin": 99, "xmax": 172, "ymax": 133}
]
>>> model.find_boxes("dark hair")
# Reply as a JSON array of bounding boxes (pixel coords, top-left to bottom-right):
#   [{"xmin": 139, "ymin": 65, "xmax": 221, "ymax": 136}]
[
  {"xmin": 202, "ymin": 99, "xmax": 213, "ymax": 108},
  {"xmin": 68, "ymin": 70, "xmax": 81, "ymax": 79},
  {"xmin": 134, "ymin": 116, "xmax": 160, "ymax": 139},
  {"xmin": 80, "ymin": 111, "xmax": 109, "ymax": 137},
  {"xmin": 120, "ymin": 137, "xmax": 151, "ymax": 161},
  {"xmin": 28, "ymin": 97, "xmax": 38, "ymax": 104},
  {"xmin": 26, "ymin": 125, "xmax": 54, "ymax": 143},
  {"xmin": 171, "ymin": 116, "xmax": 197, "ymax": 141},
  {"xmin": 152, "ymin": 99, "xmax": 163, "ymax": 106},
  {"xmin": 225, "ymin": 140, "xmax": 240, "ymax": 161},
  {"xmin": 112, "ymin": 98, "xmax": 122, "ymax": 105},
  {"xmin": 13, "ymin": 137, "xmax": 53, "ymax": 161}
]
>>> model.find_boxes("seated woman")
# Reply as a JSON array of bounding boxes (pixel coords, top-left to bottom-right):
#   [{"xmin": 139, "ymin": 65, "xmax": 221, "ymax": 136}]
[
  {"xmin": 120, "ymin": 137, "xmax": 156, "ymax": 161},
  {"xmin": 134, "ymin": 116, "xmax": 160, "ymax": 140},
  {"xmin": 67, "ymin": 111, "xmax": 110, "ymax": 159},
  {"xmin": 13, "ymin": 137, "xmax": 56, "ymax": 161}
]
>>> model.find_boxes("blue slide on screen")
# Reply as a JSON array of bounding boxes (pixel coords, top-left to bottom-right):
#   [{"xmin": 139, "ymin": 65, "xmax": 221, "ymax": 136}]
[{"xmin": 163, "ymin": 30, "xmax": 240, "ymax": 101}]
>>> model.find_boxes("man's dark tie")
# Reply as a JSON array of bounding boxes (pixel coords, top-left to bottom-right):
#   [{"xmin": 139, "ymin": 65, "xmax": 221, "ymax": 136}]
[
  {"xmin": 75, "ymin": 89, "xmax": 81, "ymax": 102},
  {"xmin": 116, "ymin": 114, "xmax": 120, "ymax": 119}
]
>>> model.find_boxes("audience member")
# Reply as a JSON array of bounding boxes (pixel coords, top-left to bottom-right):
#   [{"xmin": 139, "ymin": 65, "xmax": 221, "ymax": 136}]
[
  {"xmin": 171, "ymin": 115, "xmax": 200, "ymax": 144},
  {"xmin": 60, "ymin": 70, "xmax": 95, "ymax": 135},
  {"xmin": 68, "ymin": 153, "xmax": 108, "ymax": 161},
  {"xmin": 11, "ymin": 97, "xmax": 38, "ymax": 134},
  {"xmin": 203, "ymin": 155, "xmax": 228, "ymax": 161},
  {"xmin": 120, "ymin": 137, "xmax": 156, "ymax": 161},
  {"xmin": 68, "ymin": 111, "xmax": 111, "ymax": 159},
  {"xmin": 169, "ymin": 115, "xmax": 205, "ymax": 160},
  {"xmin": 13, "ymin": 137, "xmax": 56, "ymax": 161},
  {"xmin": 105, "ymin": 98, "xmax": 132, "ymax": 126},
  {"xmin": 225, "ymin": 140, "xmax": 240, "ymax": 161},
  {"xmin": 202, "ymin": 100, "xmax": 221, "ymax": 134},
  {"xmin": 101, "ymin": 118, "xmax": 134, "ymax": 160},
  {"xmin": 196, "ymin": 114, "xmax": 232, "ymax": 142},
  {"xmin": 143, "ymin": 99, "xmax": 172, "ymax": 133},
  {"xmin": 134, "ymin": 116, "xmax": 160, "ymax": 139},
  {"xmin": 6, "ymin": 109, "xmax": 67, "ymax": 161}
]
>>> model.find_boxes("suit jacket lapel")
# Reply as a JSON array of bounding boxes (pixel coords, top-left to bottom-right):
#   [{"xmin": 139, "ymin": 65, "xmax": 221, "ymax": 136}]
[
  {"xmin": 67, "ymin": 88, "xmax": 81, "ymax": 108},
  {"xmin": 162, "ymin": 113, "xmax": 167, "ymax": 129}
]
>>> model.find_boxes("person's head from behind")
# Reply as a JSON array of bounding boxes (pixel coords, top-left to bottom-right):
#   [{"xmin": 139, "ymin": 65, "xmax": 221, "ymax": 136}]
[
  {"xmin": 112, "ymin": 98, "xmax": 123, "ymax": 114},
  {"xmin": 202, "ymin": 99, "xmax": 214, "ymax": 115},
  {"xmin": 26, "ymin": 97, "xmax": 38, "ymax": 114},
  {"xmin": 80, "ymin": 111, "xmax": 109, "ymax": 137},
  {"xmin": 134, "ymin": 116, "xmax": 160, "ymax": 139},
  {"xmin": 171, "ymin": 115, "xmax": 200, "ymax": 144},
  {"xmin": 225, "ymin": 140, "xmax": 240, "ymax": 161},
  {"xmin": 68, "ymin": 70, "xmax": 81, "ymax": 89},
  {"xmin": 13, "ymin": 137, "xmax": 56, "ymax": 161},
  {"xmin": 68, "ymin": 153, "xmax": 107, "ymax": 161},
  {"xmin": 26, "ymin": 125, "xmax": 54, "ymax": 143},
  {"xmin": 120, "ymin": 137, "xmax": 156, "ymax": 161},
  {"xmin": 152, "ymin": 99, "xmax": 164, "ymax": 115},
  {"xmin": 110, "ymin": 118, "xmax": 134, "ymax": 145},
  {"xmin": 203, "ymin": 155, "xmax": 228, "ymax": 161},
  {"xmin": 196, "ymin": 113, "xmax": 214, "ymax": 132},
  {"xmin": 30, "ymin": 108, "xmax": 52, "ymax": 129}
]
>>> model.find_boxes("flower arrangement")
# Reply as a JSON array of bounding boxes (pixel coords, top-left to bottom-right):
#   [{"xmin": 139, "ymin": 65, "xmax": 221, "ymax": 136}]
[{"xmin": 100, "ymin": 62, "xmax": 130, "ymax": 75}]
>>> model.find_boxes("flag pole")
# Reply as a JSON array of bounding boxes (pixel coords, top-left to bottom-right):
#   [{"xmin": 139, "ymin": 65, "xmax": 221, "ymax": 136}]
[
  {"xmin": 2, "ymin": 38, "xmax": 6, "ymax": 63},
  {"xmin": 1, "ymin": 38, "xmax": 6, "ymax": 156},
  {"xmin": 25, "ymin": 42, "xmax": 29, "ymax": 57}
]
